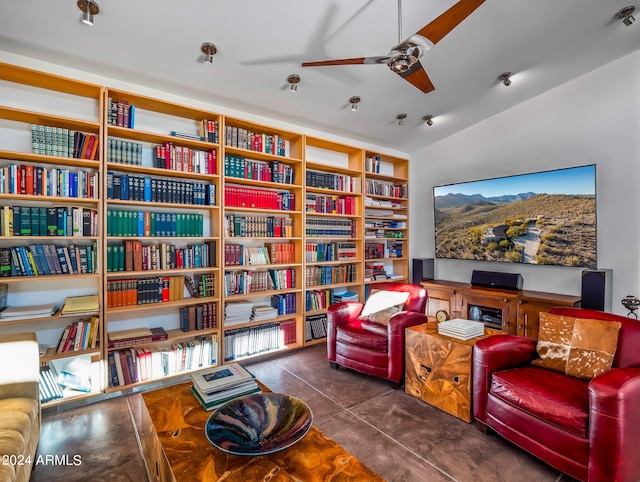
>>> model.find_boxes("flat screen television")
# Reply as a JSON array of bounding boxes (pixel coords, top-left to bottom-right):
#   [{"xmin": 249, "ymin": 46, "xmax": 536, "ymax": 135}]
[{"xmin": 433, "ymin": 164, "xmax": 596, "ymax": 269}]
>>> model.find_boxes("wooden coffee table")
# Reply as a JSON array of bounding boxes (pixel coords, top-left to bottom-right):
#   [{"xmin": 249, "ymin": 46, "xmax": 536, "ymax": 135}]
[{"xmin": 133, "ymin": 380, "xmax": 383, "ymax": 481}]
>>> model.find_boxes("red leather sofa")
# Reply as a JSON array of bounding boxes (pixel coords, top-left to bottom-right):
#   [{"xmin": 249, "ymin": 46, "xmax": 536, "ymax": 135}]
[
  {"xmin": 473, "ymin": 307, "xmax": 640, "ymax": 482},
  {"xmin": 326, "ymin": 282, "xmax": 428, "ymax": 387}
]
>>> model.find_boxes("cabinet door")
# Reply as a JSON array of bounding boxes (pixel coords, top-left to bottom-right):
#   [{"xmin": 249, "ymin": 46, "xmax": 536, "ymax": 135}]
[
  {"xmin": 460, "ymin": 293, "xmax": 515, "ymax": 334},
  {"xmin": 517, "ymin": 300, "xmax": 555, "ymax": 338},
  {"xmin": 421, "ymin": 283, "xmax": 457, "ymax": 318}
]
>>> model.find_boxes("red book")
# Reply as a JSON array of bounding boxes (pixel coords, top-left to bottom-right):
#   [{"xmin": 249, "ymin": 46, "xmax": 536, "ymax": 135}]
[
  {"xmin": 88, "ymin": 135, "xmax": 99, "ymax": 160},
  {"xmin": 24, "ymin": 165, "xmax": 34, "ymax": 195},
  {"xmin": 162, "ymin": 277, "xmax": 170, "ymax": 302},
  {"xmin": 164, "ymin": 143, "xmax": 172, "ymax": 170},
  {"xmin": 119, "ymin": 351, "xmax": 132, "ymax": 385},
  {"xmin": 19, "ymin": 165, "xmax": 25, "ymax": 194},
  {"xmin": 83, "ymin": 135, "xmax": 95, "ymax": 159},
  {"xmin": 133, "ymin": 241, "xmax": 142, "ymax": 272}
]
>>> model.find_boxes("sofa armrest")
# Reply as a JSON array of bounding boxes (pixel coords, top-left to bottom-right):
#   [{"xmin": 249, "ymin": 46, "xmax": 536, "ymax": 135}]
[
  {"xmin": 327, "ymin": 302, "xmax": 364, "ymax": 362},
  {"xmin": 588, "ymin": 367, "xmax": 640, "ymax": 482},
  {"xmin": 472, "ymin": 335, "xmax": 538, "ymax": 426},
  {"xmin": 0, "ymin": 332, "xmax": 40, "ymax": 401}
]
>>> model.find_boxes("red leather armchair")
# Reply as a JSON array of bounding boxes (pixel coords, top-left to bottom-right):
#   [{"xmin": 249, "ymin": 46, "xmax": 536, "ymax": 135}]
[
  {"xmin": 327, "ymin": 283, "xmax": 428, "ymax": 388},
  {"xmin": 473, "ymin": 307, "xmax": 640, "ymax": 482}
]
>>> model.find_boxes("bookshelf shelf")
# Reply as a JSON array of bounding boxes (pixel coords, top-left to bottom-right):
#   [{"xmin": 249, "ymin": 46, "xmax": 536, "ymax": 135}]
[
  {"xmin": 106, "ymin": 267, "xmax": 219, "ymax": 278},
  {"xmin": 223, "ymin": 288, "xmax": 302, "ymax": 301},
  {"xmin": 0, "ymin": 194, "xmax": 100, "ymax": 205},
  {"xmin": 105, "ymin": 327, "xmax": 218, "ymax": 352},
  {"xmin": 105, "ymin": 162, "xmax": 220, "ymax": 181},
  {"xmin": 105, "ymin": 295, "xmax": 218, "ymax": 314},
  {"xmin": 42, "ymin": 346, "xmax": 101, "ymax": 362},
  {"xmin": 0, "ymin": 106, "xmax": 101, "ymax": 133},
  {"xmin": 222, "ymin": 314, "xmax": 299, "ymax": 332},
  {"xmin": 105, "ymin": 199, "xmax": 220, "ymax": 211},
  {"xmin": 0, "ymin": 273, "xmax": 101, "ymax": 284},
  {"xmin": 0, "ymin": 149, "xmax": 101, "ymax": 168}
]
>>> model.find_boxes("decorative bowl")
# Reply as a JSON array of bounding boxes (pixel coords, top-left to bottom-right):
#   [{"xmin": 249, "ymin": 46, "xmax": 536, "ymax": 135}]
[{"xmin": 205, "ymin": 393, "xmax": 313, "ymax": 456}]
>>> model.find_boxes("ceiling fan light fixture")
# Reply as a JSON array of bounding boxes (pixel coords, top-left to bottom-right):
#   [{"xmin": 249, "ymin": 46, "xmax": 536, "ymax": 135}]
[
  {"xmin": 201, "ymin": 42, "xmax": 217, "ymax": 64},
  {"xmin": 498, "ymin": 72, "xmax": 512, "ymax": 86},
  {"xmin": 349, "ymin": 96, "xmax": 361, "ymax": 111},
  {"xmin": 396, "ymin": 113, "xmax": 407, "ymax": 126},
  {"xmin": 287, "ymin": 74, "xmax": 300, "ymax": 92},
  {"xmin": 422, "ymin": 115, "xmax": 433, "ymax": 126},
  {"xmin": 615, "ymin": 5, "xmax": 636, "ymax": 26},
  {"xmin": 387, "ymin": 55, "xmax": 416, "ymax": 74},
  {"xmin": 77, "ymin": 0, "xmax": 99, "ymax": 26}
]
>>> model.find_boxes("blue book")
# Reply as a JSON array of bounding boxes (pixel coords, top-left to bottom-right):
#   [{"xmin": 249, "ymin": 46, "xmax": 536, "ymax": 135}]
[
  {"xmin": 106, "ymin": 171, "xmax": 114, "ymax": 199},
  {"xmin": 128, "ymin": 104, "xmax": 135, "ymax": 129},
  {"xmin": 17, "ymin": 246, "xmax": 34, "ymax": 276},
  {"xmin": 68, "ymin": 244, "xmax": 78, "ymax": 274},
  {"xmin": 120, "ymin": 175, "xmax": 129, "ymax": 200},
  {"xmin": 56, "ymin": 246, "xmax": 70, "ymax": 275},
  {"xmin": 143, "ymin": 177, "xmax": 151, "ymax": 202},
  {"xmin": 137, "ymin": 212, "xmax": 144, "ymax": 237},
  {"xmin": 34, "ymin": 244, "xmax": 51, "ymax": 275}
]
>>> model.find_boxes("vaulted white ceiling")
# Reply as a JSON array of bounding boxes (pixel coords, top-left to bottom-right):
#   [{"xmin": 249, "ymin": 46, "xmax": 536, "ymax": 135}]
[{"xmin": 1, "ymin": 1, "xmax": 638, "ymax": 154}]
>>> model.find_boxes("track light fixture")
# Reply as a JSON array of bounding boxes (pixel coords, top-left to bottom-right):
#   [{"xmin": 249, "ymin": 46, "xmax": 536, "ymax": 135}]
[
  {"xmin": 498, "ymin": 72, "xmax": 512, "ymax": 86},
  {"xmin": 349, "ymin": 96, "xmax": 361, "ymax": 111},
  {"xmin": 201, "ymin": 43, "xmax": 217, "ymax": 64},
  {"xmin": 77, "ymin": 0, "xmax": 99, "ymax": 26},
  {"xmin": 287, "ymin": 74, "xmax": 301, "ymax": 92},
  {"xmin": 615, "ymin": 5, "xmax": 636, "ymax": 26},
  {"xmin": 422, "ymin": 115, "xmax": 433, "ymax": 126},
  {"xmin": 396, "ymin": 113, "xmax": 407, "ymax": 126}
]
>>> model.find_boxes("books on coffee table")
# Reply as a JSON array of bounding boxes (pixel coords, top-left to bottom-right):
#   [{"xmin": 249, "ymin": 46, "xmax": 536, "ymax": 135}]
[
  {"xmin": 437, "ymin": 318, "xmax": 485, "ymax": 340},
  {"xmin": 190, "ymin": 362, "xmax": 261, "ymax": 411}
]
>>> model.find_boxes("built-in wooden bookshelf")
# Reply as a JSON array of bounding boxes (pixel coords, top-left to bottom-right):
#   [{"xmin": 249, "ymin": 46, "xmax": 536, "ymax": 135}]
[
  {"xmin": 102, "ymin": 88, "xmax": 221, "ymax": 393},
  {"xmin": 0, "ymin": 62, "xmax": 411, "ymax": 405},
  {"xmin": 364, "ymin": 152, "xmax": 409, "ymax": 294},
  {"xmin": 0, "ymin": 63, "xmax": 104, "ymax": 406}
]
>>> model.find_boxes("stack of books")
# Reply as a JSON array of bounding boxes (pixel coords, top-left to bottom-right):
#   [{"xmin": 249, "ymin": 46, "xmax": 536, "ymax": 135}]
[
  {"xmin": 224, "ymin": 301, "xmax": 253, "ymax": 325},
  {"xmin": 190, "ymin": 362, "xmax": 261, "ymax": 411},
  {"xmin": 0, "ymin": 303, "xmax": 58, "ymax": 321},
  {"xmin": 60, "ymin": 294, "xmax": 99, "ymax": 317},
  {"xmin": 250, "ymin": 304, "xmax": 278, "ymax": 321},
  {"xmin": 333, "ymin": 291, "xmax": 359, "ymax": 303},
  {"xmin": 437, "ymin": 319, "xmax": 485, "ymax": 341}
]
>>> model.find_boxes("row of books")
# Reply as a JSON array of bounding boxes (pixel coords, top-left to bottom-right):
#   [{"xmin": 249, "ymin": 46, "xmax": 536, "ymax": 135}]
[
  {"xmin": 107, "ymin": 98, "xmax": 135, "ymax": 128},
  {"xmin": 1, "ymin": 206, "xmax": 98, "ymax": 237},
  {"xmin": 365, "ymin": 242, "xmax": 404, "ymax": 260},
  {"xmin": 305, "ymin": 242, "xmax": 357, "ymax": 262},
  {"xmin": 364, "ymin": 263, "xmax": 389, "ymax": 281},
  {"xmin": 306, "ymin": 314, "xmax": 328, "ymax": 340},
  {"xmin": 224, "ymin": 242, "xmax": 296, "ymax": 266},
  {"xmin": 39, "ymin": 366, "xmax": 64, "ymax": 403},
  {"xmin": 106, "ymin": 240, "xmax": 216, "ymax": 272},
  {"xmin": 270, "ymin": 292, "xmax": 297, "ymax": 316},
  {"xmin": 56, "ymin": 316, "xmax": 100, "ymax": 353},
  {"xmin": 224, "ymin": 185, "xmax": 296, "ymax": 211},
  {"xmin": 305, "ymin": 193, "xmax": 358, "ymax": 215},
  {"xmin": 107, "ymin": 334, "xmax": 218, "ymax": 388},
  {"xmin": 365, "ymin": 229, "xmax": 405, "ymax": 239},
  {"xmin": 223, "ymin": 321, "xmax": 295, "ymax": 361},
  {"xmin": 224, "ymin": 214, "xmax": 293, "ymax": 238},
  {"xmin": 105, "ymin": 275, "xmax": 190, "ymax": 308},
  {"xmin": 107, "ymin": 172, "xmax": 215, "ymax": 206},
  {"xmin": 106, "ymin": 210, "xmax": 204, "ymax": 238},
  {"xmin": 179, "ymin": 301, "xmax": 217, "ymax": 331},
  {"xmin": 107, "ymin": 138, "xmax": 143, "ymax": 165},
  {"xmin": 250, "ymin": 304, "xmax": 278, "ymax": 321},
  {"xmin": 199, "ymin": 119, "xmax": 220, "ymax": 144},
  {"xmin": 366, "ymin": 219, "xmax": 407, "ymax": 229},
  {"xmin": 305, "ymin": 289, "xmax": 335, "ymax": 311},
  {"xmin": 306, "ymin": 264, "xmax": 357, "ymax": 287},
  {"xmin": 30, "ymin": 124, "xmax": 99, "ymax": 160},
  {"xmin": 190, "ymin": 362, "xmax": 261, "ymax": 412},
  {"xmin": 306, "ymin": 169, "xmax": 361, "ymax": 193},
  {"xmin": 224, "ymin": 156, "xmax": 296, "ymax": 184},
  {"xmin": 152, "ymin": 144, "xmax": 217, "ymax": 174},
  {"xmin": 365, "ymin": 180, "xmax": 408, "ymax": 199},
  {"xmin": 0, "ymin": 163, "xmax": 99, "ymax": 199},
  {"xmin": 107, "ymin": 326, "xmax": 168, "ymax": 349},
  {"xmin": 224, "ymin": 126, "xmax": 291, "ymax": 157},
  {"xmin": 1, "ymin": 243, "xmax": 96, "ymax": 277},
  {"xmin": 365, "ymin": 155, "xmax": 383, "ymax": 174},
  {"xmin": 223, "ymin": 268, "xmax": 296, "ymax": 296},
  {"xmin": 305, "ymin": 218, "xmax": 356, "ymax": 238}
]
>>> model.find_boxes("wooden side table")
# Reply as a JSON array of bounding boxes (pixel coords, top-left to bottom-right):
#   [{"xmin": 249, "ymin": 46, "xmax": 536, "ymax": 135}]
[{"xmin": 405, "ymin": 322, "xmax": 498, "ymax": 423}]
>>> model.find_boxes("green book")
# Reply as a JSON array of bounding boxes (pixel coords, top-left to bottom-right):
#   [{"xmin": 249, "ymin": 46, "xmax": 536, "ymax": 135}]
[
  {"xmin": 20, "ymin": 206, "xmax": 32, "ymax": 236},
  {"xmin": 38, "ymin": 207, "xmax": 47, "ymax": 237}
]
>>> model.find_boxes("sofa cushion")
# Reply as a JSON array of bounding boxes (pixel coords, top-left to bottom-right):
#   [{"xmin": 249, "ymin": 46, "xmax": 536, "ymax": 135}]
[
  {"xmin": 532, "ymin": 312, "xmax": 621, "ymax": 380},
  {"xmin": 336, "ymin": 321, "xmax": 388, "ymax": 351},
  {"xmin": 490, "ymin": 366, "xmax": 589, "ymax": 438},
  {"xmin": 0, "ymin": 398, "xmax": 39, "ymax": 425},
  {"xmin": 357, "ymin": 290, "xmax": 409, "ymax": 326}
]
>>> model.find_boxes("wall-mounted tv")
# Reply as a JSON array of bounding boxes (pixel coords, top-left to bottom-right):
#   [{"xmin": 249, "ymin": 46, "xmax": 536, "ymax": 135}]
[{"xmin": 433, "ymin": 165, "xmax": 596, "ymax": 269}]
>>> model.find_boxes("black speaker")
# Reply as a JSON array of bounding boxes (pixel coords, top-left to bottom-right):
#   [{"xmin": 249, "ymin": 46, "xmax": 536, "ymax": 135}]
[
  {"xmin": 412, "ymin": 258, "xmax": 434, "ymax": 285},
  {"xmin": 581, "ymin": 269, "xmax": 612, "ymax": 312},
  {"xmin": 471, "ymin": 270, "xmax": 523, "ymax": 290}
]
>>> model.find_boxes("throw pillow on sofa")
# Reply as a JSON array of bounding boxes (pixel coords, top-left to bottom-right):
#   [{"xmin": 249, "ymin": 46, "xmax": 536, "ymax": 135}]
[
  {"xmin": 357, "ymin": 290, "xmax": 410, "ymax": 326},
  {"xmin": 532, "ymin": 312, "xmax": 621, "ymax": 380}
]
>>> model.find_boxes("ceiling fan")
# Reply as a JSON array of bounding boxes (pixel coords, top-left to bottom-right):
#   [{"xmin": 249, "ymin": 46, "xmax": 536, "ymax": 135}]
[{"xmin": 301, "ymin": 0, "xmax": 485, "ymax": 93}]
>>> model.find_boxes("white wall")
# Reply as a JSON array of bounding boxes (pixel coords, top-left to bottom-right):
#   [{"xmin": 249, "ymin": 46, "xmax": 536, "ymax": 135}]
[{"xmin": 410, "ymin": 49, "xmax": 640, "ymax": 316}]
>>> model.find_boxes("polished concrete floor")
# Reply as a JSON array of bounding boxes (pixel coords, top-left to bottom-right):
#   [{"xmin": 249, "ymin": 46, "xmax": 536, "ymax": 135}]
[{"xmin": 31, "ymin": 344, "xmax": 576, "ymax": 482}]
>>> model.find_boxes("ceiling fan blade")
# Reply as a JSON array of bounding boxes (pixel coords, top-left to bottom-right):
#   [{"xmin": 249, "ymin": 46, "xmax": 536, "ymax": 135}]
[
  {"xmin": 416, "ymin": 0, "xmax": 485, "ymax": 45},
  {"xmin": 396, "ymin": 61, "xmax": 435, "ymax": 93},
  {"xmin": 302, "ymin": 56, "xmax": 389, "ymax": 67}
]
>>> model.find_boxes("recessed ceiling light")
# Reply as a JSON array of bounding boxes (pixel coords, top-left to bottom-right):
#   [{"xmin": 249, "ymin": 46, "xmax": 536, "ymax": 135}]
[
  {"xmin": 77, "ymin": 0, "xmax": 99, "ymax": 26},
  {"xmin": 201, "ymin": 43, "xmax": 217, "ymax": 64},
  {"xmin": 498, "ymin": 72, "xmax": 512, "ymax": 86}
]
